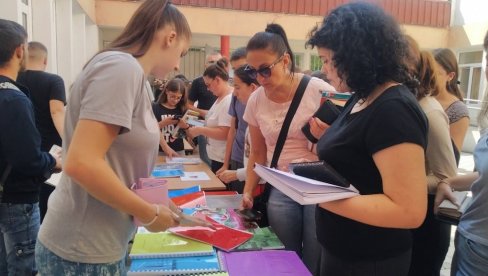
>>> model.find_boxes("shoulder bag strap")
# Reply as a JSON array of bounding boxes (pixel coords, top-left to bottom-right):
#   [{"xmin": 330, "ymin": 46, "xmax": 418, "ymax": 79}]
[{"xmin": 261, "ymin": 75, "xmax": 311, "ymax": 200}]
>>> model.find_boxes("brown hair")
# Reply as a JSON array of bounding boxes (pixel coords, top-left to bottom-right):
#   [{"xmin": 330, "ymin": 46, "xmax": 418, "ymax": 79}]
[
  {"xmin": 203, "ymin": 58, "xmax": 229, "ymax": 81},
  {"xmin": 416, "ymin": 50, "xmax": 441, "ymax": 99},
  {"xmin": 104, "ymin": 0, "xmax": 190, "ymax": 57},
  {"xmin": 433, "ymin": 48, "xmax": 464, "ymax": 101},
  {"xmin": 157, "ymin": 78, "xmax": 187, "ymax": 113}
]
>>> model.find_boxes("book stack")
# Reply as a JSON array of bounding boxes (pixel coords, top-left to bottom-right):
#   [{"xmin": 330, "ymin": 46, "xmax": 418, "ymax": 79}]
[
  {"xmin": 128, "ymin": 232, "xmax": 220, "ymax": 275},
  {"xmin": 437, "ymin": 191, "xmax": 473, "ymax": 225}
]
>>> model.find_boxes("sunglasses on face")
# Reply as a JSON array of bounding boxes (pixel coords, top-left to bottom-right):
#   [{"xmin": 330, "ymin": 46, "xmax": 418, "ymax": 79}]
[{"xmin": 244, "ymin": 55, "xmax": 284, "ymax": 79}]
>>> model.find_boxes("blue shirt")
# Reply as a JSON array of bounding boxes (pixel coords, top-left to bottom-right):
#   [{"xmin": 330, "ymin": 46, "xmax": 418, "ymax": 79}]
[
  {"xmin": 228, "ymin": 95, "xmax": 247, "ymax": 163},
  {"xmin": 458, "ymin": 134, "xmax": 488, "ymax": 246}
]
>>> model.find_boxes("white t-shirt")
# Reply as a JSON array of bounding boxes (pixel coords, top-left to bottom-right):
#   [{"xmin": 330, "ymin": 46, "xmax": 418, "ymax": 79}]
[
  {"xmin": 38, "ymin": 52, "xmax": 160, "ymax": 263},
  {"xmin": 206, "ymin": 93, "xmax": 232, "ymax": 162},
  {"xmin": 243, "ymin": 76, "xmax": 334, "ymax": 169}
]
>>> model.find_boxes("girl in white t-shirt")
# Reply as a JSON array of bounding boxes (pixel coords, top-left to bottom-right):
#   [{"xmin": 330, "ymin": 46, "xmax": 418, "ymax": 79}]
[{"xmin": 187, "ymin": 59, "xmax": 233, "ymax": 173}]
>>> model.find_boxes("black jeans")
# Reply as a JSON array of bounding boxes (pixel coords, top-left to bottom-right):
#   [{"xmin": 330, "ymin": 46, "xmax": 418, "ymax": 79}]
[
  {"xmin": 228, "ymin": 160, "xmax": 244, "ymax": 193},
  {"xmin": 409, "ymin": 194, "xmax": 451, "ymax": 276},
  {"xmin": 321, "ymin": 247, "xmax": 412, "ymax": 276}
]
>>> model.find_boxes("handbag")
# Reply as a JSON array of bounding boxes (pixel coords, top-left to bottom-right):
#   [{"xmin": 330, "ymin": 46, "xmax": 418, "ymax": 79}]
[{"xmin": 252, "ymin": 75, "xmax": 311, "ymax": 227}]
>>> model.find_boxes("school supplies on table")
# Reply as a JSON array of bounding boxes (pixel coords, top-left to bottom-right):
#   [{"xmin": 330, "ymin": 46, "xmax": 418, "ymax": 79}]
[
  {"xmin": 218, "ymin": 250, "xmax": 311, "ymax": 276},
  {"xmin": 128, "ymin": 252, "xmax": 220, "ymax": 275},
  {"xmin": 180, "ymin": 172, "xmax": 210, "ymax": 181},
  {"xmin": 169, "ymin": 216, "xmax": 253, "ymax": 251},
  {"xmin": 168, "ymin": 185, "xmax": 201, "ymax": 198},
  {"xmin": 151, "ymin": 164, "xmax": 185, "ymax": 178},
  {"xmin": 234, "ymin": 226, "xmax": 285, "ymax": 251},
  {"xmin": 131, "ymin": 178, "xmax": 169, "ymax": 226},
  {"xmin": 171, "ymin": 191, "xmax": 207, "ymax": 208},
  {"xmin": 254, "ymin": 163, "xmax": 359, "ymax": 205},
  {"xmin": 166, "ymin": 157, "xmax": 202, "ymax": 165},
  {"xmin": 130, "ymin": 232, "xmax": 214, "ymax": 258}
]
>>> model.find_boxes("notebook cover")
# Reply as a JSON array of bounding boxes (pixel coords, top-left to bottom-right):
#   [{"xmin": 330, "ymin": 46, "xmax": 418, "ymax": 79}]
[
  {"xmin": 132, "ymin": 178, "xmax": 169, "ymax": 226},
  {"xmin": 193, "ymin": 208, "xmax": 254, "ymax": 231},
  {"xmin": 130, "ymin": 232, "xmax": 214, "ymax": 258},
  {"xmin": 171, "ymin": 191, "xmax": 206, "ymax": 208},
  {"xmin": 234, "ymin": 227, "xmax": 285, "ymax": 251},
  {"xmin": 128, "ymin": 253, "xmax": 220, "ymax": 275},
  {"xmin": 169, "ymin": 185, "xmax": 201, "ymax": 198},
  {"xmin": 169, "ymin": 216, "xmax": 253, "ymax": 251},
  {"xmin": 289, "ymin": 161, "xmax": 350, "ymax": 188},
  {"xmin": 219, "ymin": 250, "xmax": 311, "ymax": 276}
]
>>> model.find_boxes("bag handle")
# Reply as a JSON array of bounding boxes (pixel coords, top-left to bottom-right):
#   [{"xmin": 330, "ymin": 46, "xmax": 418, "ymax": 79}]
[{"xmin": 261, "ymin": 75, "xmax": 311, "ymax": 200}]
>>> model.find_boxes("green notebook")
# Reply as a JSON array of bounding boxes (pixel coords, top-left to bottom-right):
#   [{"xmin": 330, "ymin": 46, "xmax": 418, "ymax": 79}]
[
  {"xmin": 234, "ymin": 227, "xmax": 285, "ymax": 251},
  {"xmin": 130, "ymin": 232, "xmax": 214, "ymax": 258}
]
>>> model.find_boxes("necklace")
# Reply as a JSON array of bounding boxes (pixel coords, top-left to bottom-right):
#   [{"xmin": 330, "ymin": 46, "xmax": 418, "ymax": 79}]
[{"xmin": 265, "ymin": 76, "xmax": 296, "ymax": 126}]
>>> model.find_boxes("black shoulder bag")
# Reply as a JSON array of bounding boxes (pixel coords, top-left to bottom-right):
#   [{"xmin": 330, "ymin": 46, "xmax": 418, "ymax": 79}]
[{"xmin": 252, "ymin": 75, "xmax": 311, "ymax": 227}]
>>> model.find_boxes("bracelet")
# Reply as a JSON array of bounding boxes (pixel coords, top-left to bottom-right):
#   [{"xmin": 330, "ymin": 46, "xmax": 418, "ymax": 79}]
[{"xmin": 141, "ymin": 204, "xmax": 159, "ymax": 226}]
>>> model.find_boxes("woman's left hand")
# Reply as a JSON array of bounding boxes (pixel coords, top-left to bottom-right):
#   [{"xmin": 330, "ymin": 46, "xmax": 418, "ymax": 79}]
[{"xmin": 217, "ymin": 170, "xmax": 238, "ymax": 184}]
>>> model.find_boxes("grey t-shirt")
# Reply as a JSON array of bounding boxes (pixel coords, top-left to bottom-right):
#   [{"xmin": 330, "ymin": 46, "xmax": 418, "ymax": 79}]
[{"xmin": 38, "ymin": 52, "xmax": 160, "ymax": 263}]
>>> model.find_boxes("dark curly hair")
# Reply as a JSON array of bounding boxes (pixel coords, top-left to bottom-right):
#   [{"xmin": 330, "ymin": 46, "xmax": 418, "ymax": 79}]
[
  {"xmin": 204, "ymin": 57, "xmax": 229, "ymax": 81},
  {"xmin": 306, "ymin": 2, "xmax": 412, "ymax": 99}
]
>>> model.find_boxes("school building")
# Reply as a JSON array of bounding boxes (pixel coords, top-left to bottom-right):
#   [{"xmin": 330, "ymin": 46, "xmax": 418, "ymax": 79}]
[{"xmin": 0, "ymin": 0, "xmax": 487, "ymax": 151}]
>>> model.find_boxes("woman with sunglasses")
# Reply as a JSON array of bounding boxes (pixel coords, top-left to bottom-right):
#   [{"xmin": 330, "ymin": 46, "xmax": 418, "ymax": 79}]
[
  {"xmin": 241, "ymin": 23, "xmax": 334, "ymax": 275},
  {"xmin": 187, "ymin": 58, "xmax": 233, "ymax": 173}
]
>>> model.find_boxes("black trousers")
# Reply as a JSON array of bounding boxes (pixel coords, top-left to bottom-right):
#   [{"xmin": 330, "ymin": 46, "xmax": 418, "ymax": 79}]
[
  {"xmin": 227, "ymin": 160, "xmax": 245, "ymax": 194},
  {"xmin": 409, "ymin": 194, "xmax": 451, "ymax": 276},
  {"xmin": 321, "ymin": 247, "xmax": 412, "ymax": 276},
  {"xmin": 39, "ymin": 182, "xmax": 55, "ymax": 223}
]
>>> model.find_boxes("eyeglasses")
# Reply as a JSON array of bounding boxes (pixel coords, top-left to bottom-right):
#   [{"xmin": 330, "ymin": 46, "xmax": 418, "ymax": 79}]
[
  {"xmin": 244, "ymin": 55, "xmax": 284, "ymax": 79},
  {"xmin": 204, "ymin": 78, "xmax": 214, "ymax": 88}
]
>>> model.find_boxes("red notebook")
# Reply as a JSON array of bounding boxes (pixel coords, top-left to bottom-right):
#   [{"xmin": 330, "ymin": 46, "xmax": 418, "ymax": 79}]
[
  {"xmin": 170, "ymin": 191, "xmax": 206, "ymax": 208},
  {"xmin": 169, "ymin": 216, "xmax": 253, "ymax": 251}
]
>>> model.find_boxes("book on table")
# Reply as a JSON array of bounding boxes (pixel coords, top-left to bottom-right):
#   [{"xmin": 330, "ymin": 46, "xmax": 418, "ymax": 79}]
[
  {"xmin": 218, "ymin": 250, "xmax": 312, "ymax": 276},
  {"xmin": 169, "ymin": 216, "xmax": 253, "ymax": 251},
  {"xmin": 166, "ymin": 156, "xmax": 202, "ymax": 165},
  {"xmin": 168, "ymin": 185, "xmax": 201, "ymax": 198},
  {"xmin": 128, "ymin": 252, "xmax": 221, "ymax": 275},
  {"xmin": 130, "ymin": 232, "xmax": 214, "ymax": 259},
  {"xmin": 151, "ymin": 164, "xmax": 185, "ymax": 178},
  {"xmin": 437, "ymin": 191, "xmax": 473, "ymax": 225},
  {"xmin": 234, "ymin": 226, "xmax": 285, "ymax": 251},
  {"xmin": 131, "ymin": 178, "xmax": 168, "ymax": 226},
  {"xmin": 253, "ymin": 163, "xmax": 359, "ymax": 205},
  {"xmin": 171, "ymin": 191, "xmax": 207, "ymax": 208}
]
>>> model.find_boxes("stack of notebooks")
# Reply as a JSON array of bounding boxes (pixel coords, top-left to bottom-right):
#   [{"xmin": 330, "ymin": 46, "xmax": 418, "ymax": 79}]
[{"xmin": 437, "ymin": 191, "xmax": 473, "ymax": 225}]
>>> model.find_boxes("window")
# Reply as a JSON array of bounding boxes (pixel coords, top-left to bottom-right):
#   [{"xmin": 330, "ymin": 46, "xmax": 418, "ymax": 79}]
[
  {"xmin": 310, "ymin": 55, "xmax": 322, "ymax": 71},
  {"xmin": 22, "ymin": 12, "xmax": 27, "ymax": 30},
  {"xmin": 21, "ymin": 0, "xmax": 28, "ymax": 4},
  {"xmin": 458, "ymin": 50, "xmax": 484, "ymax": 106},
  {"xmin": 293, "ymin": 53, "xmax": 303, "ymax": 72}
]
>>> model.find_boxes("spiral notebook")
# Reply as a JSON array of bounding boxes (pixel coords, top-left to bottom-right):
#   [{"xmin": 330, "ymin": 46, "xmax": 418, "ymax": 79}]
[
  {"xmin": 128, "ymin": 252, "xmax": 220, "ymax": 275},
  {"xmin": 130, "ymin": 232, "xmax": 214, "ymax": 259}
]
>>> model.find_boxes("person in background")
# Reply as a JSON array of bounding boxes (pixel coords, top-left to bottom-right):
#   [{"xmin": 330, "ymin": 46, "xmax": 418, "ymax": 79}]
[
  {"xmin": 407, "ymin": 49, "xmax": 457, "ymax": 276},
  {"xmin": 152, "ymin": 78, "xmax": 190, "ymax": 156},
  {"xmin": 187, "ymin": 59, "xmax": 233, "ymax": 173},
  {"xmin": 307, "ymin": 3, "xmax": 428, "ymax": 275},
  {"xmin": 433, "ymin": 48, "xmax": 470, "ymax": 161},
  {"xmin": 188, "ymin": 52, "xmax": 222, "ymax": 167},
  {"xmin": 17, "ymin": 41, "xmax": 66, "ymax": 223},
  {"xmin": 241, "ymin": 23, "xmax": 334, "ymax": 275},
  {"xmin": 434, "ymin": 28, "xmax": 488, "ymax": 276},
  {"xmin": 36, "ymin": 1, "xmax": 209, "ymax": 274},
  {"xmin": 216, "ymin": 47, "xmax": 248, "ymax": 193},
  {"xmin": 0, "ymin": 19, "xmax": 61, "ymax": 276},
  {"xmin": 217, "ymin": 66, "xmax": 260, "ymax": 189}
]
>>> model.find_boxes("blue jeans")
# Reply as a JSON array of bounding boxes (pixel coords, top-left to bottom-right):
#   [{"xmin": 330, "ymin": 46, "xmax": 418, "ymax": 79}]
[
  {"xmin": 267, "ymin": 187, "xmax": 321, "ymax": 275},
  {"xmin": 451, "ymin": 231, "xmax": 488, "ymax": 276},
  {"xmin": 0, "ymin": 203, "xmax": 40, "ymax": 276},
  {"xmin": 36, "ymin": 241, "xmax": 126, "ymax": 275},
  {"xmin": 197, "ymin": 136, "xmax": 211, "ymax": 167}
]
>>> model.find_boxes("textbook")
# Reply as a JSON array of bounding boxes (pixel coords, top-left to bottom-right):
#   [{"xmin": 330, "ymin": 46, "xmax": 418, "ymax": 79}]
[
  {"xmin": 194, "ymin": 208, "xmax": 253, "ymax": 231},
  {"xmin": 205, "ymin": 194, "xmax": 243, "ymax": 209},
  {"xmin": 168, "ymin": 185, "xmax": 201, "ymax": 198},
  {"xmin": 289, "ymin": 161, "xmax": 350, "ymax": 188},
  {"xmin": 234, "ymin": 226, "xmax": 285, "ymax": 251},
  {"xmin": 169, "ymin": 216, "xmax": 253, "ymax": 251},
  {"xmin": 128, "ymin": 252, "xmax": 220, "ymax": 275},
  {"xmin": 254, "ymin": 163, "xmax": 359, "ymax": 205},
  {"xmin": 171, "ymin": 109, "xmax": 201, "ymax": 139},
  {"xmin": 151, "ymin": 164, "xmax": 185, "ymax": 178},
  {"xmin": 218, "ymin": 250, "xmax": 312, "ymax": 276},
  {"xmin": 171, "ymin": 191, "xmax": 207, "ymax": 208},
  {"xmin": 437, "ymin": 191, "xmax": 473, "ymax": 225},
  {"xmin": 166, "ymin": 157, "xmax": 202, "ymax": 165},
  {"xmin": 130, "ymin": 232, "xmax": 214, "ymax": 258}
]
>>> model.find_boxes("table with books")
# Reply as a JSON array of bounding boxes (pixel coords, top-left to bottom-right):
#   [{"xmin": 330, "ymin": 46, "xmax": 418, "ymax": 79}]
[
  {"xmin": 155, "ymin": 155, "xmax": 226, "ymax": 191},
  {"xmin": 127, "ymin": 187, "xmax": 312, "ymax": 276}
]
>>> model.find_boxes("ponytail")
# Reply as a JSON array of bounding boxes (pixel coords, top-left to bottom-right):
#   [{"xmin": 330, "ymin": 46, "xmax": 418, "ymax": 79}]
[{"xmin": 203, "ymin": 57, "xmax": 229, "ymax": 81}]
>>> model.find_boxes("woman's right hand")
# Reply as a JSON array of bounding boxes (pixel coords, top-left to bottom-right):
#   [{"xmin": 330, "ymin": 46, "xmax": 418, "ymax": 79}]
[
  {"xmin": 241, "ymin": 192, "xmax": 254, "ymax": 209},
  {"xmin": 309, "ymin": 117, "xmax": 330, "ymax": 140},
  {"xmin": 159, "ymin": 117, "xmax": 178, "ymax": 129},
  {"xmin": 143, "ymin": 204, "xmax": 180, "ymax": 233}
]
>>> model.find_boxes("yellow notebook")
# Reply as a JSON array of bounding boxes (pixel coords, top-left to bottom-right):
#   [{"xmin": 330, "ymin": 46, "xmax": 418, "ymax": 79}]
[{"xmin": 130, "ymin": 232, "xmax": 214, "ymax": 259}]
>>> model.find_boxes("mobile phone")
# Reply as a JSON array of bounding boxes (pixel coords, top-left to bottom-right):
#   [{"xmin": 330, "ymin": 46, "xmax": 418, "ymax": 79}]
[
  {"xmin": 236, "ymin": 209, "xmax": 262, "ymax": 221},
  {"xmin": 172, "ymin": 115, "xmax": 183, "ymax": 120},
  {"xmin": 301, "ymin": 100, "xmax": 341, "ymax": 143}
]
